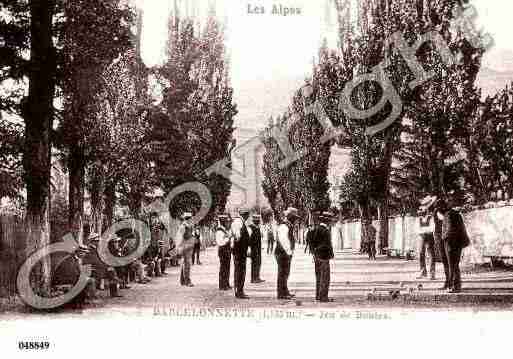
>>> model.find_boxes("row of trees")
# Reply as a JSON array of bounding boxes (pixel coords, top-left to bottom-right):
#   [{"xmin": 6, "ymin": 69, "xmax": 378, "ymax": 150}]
[
  {"xmin": 0, "ymin": 1, "xmax": 236, "ymax": 295},
  {"xmin": 261, "ymin": 0, "xmax": 512, "ymax": 252}
]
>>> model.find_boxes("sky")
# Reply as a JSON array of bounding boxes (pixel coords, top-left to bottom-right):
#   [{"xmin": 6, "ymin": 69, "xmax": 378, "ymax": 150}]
[{"xmin": 139, "ymin": 0, "xmax": 513, "ymax": 131}]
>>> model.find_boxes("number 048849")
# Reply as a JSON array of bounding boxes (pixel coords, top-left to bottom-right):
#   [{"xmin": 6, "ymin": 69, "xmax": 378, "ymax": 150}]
[{"xmin": 18, "ymin": 341, "xmax": 50, "ymax": 350}]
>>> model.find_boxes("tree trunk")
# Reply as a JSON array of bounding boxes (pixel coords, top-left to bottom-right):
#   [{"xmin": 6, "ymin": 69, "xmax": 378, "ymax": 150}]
[
  {"xmin": 377, "ymin": 201, "xmax": 389, "ymax": 254},
  {"xmin": 377, "ymin": 129, "xmax": 396, "ymax": 253},
  {"xmin": 358, "ymin": 199, "xmax": 371, "ymax": 253},
  {"xmin": 465, "ymin": 136, "xmax": 488, "ymax": 204},
  {"xmin": 21, "ymin": 0, "xmax": 57, "ymax": 297},
  {"xmin": 90, "ymin": 170, "xmax": 105, "ymax": 235},
  {"xmin": 68, "ymin": 145, "xmax": 85, "ymax": 244},
  {"xmin": 103, "ymin": 181, "xmax": 116, "ymax": 230}
]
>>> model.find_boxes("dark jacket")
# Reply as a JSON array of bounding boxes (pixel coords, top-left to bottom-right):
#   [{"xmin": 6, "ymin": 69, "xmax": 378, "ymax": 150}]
[
  {"xmin": 442, "ymin": 209, "xmax": 470, "ymax": 249},
  {"xmin": 309, "ymin": 224, "xmax": 334, "ymax": 260}
]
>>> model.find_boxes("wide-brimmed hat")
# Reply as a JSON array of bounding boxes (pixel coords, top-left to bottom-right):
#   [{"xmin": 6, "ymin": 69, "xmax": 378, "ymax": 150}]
[
  {"xmin": 182, "ymin": 212, "xmax": 193, "ymax": 220},
  {"xmin": 88, "ymin": 232, "xmax": 100, "ymax": 242},
  {"xmin": 320, "ymin": 211, "xmax": 335, "ymax": 221},
  {"xmin": 238, "ymin": 208, "xmax": 250, "ymax": 215},
  {"xmin": 419, "ymin": 195, "xmax": 438, "ymax": 212},
  {"xmin": 284, "ymin": 207, "xmax": 300, "ymax": 219}
]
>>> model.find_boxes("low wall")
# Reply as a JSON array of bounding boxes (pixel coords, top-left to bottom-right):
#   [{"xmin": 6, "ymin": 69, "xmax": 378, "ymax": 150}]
[{"xmin": 338, "ymin": 206, "xmax": 513, "ymax": 265}]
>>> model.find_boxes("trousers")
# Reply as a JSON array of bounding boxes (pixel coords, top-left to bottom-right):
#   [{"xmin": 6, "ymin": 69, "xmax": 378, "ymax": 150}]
[
  {"xmin": 180, "ymin": 247, "xmax": 193, "ymax": 285},
  {"xmin": 314, "ymin": 258, "xmax": 331, "ymax": 301},
  {"xmin": 440, "ymin": 240, "xmax": 462, "ymax": 290},
  {"xmin": 419, "ymin": 233, "xmax": 436, "ymax": 276},
  {"xmin": 251, "ymin": 254, "xmax": 262, "ymax": 281},
  {"xmin": 275, "ymin": 254, "xmax": 292, "ymax": 297},
  {"xmin": 233, "ymin": 255, "xmax": 247, "ymax": 295},
  {"xmin": 218, "ymin": 246, "xmax": 231, "ymax": 289}
]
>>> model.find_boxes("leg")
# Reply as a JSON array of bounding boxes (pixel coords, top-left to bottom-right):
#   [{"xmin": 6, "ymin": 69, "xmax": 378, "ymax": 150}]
[
  {"xmin": 440, "ymin": 241, "xmax": 450, "ymax": 289},
  {"xmin": 319, "ymin": 259, "xmax": 331, "ymax": 301},
  {"xmin": 448, "ymin": 246, "xmax": 463, "ymax": 291},
  {"xmin": 425, "ymin": 235, "xmax": 436, "ymax": 279},
  {"xmin": 418, "ymin": 235, "xmax": 427, "ymax": 276},
  {"xmin": 251, "ymin": 255, "xmax": 258, "ymax": 282},
  {"xmin": 314, "ymin": 258, "xmax": 321, "ymax": 300},
  {"xmin": 284, "ymin": 255, "xmax": 292, "ymax": 295},
  {"xmin": 276, "ymin": 255, "xmax": 286, "ymax": 298},
  {"xmin": 182, "ymin": 248, "xmax": 193, "ymax": 285}
]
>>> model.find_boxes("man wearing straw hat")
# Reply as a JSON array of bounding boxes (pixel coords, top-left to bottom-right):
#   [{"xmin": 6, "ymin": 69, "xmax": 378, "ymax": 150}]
[
  {"xmin": 176, "ymin": 212, "xmax": 196, "ymax": 287},
  {"xmin": 231, "ymin": 208, "xmax": 252, "ymax": 299},
  {"xmin": 215, "ymin": 213, "xmax": 232, "ymax": 291},
  {"xmin": 416, "ymin": 195, "xmax": 438, "ymax": 280},
  {"xmin": 275, "ymin": 207, "xmax": 301, "ymax": 300}
]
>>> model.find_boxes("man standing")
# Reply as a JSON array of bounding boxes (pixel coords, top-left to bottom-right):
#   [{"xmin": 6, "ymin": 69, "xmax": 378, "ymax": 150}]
[
  {"xmin": 191, "ymin": 227, "xmax": 202, "ymax": 265},
  {"xmin": 231, "ymin": 208, "xmax": 251, "ymax": 299},
  {"xmin": 176, "ymin": 212, "xmax": 195, "ymax": 287},
  {"xmin": 216, "ymin": 214, "xmax": 232, "ymax": 291},
  {"xmin": 249, "ymin": 214, "xmax": 265, "ymax": 284},
  {"xmin": 263, "ymin": 212, "xmax": 275, "ymax": 255},
  {"xmin": 275, "ymin": 207, "xmax": 300, "ymax": 300},
  {"xmin": 417, "ymin": 195, "xmax": 437, "ymax": 280},
  {"xmin": 436, "ymin": 197, "xmax": 470, "ymax": 293},
  {"xmin": 306, "ymin": 212, "xmax": 335, "ymax": 302}
]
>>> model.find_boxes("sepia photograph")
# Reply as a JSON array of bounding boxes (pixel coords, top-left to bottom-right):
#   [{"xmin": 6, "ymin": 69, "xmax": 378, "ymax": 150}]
[{"xmin": 1, "ymin": 0, "xmax": 513, "ymax": 357}]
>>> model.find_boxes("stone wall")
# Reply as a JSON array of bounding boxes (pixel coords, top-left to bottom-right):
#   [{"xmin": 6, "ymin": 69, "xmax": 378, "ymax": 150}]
[{"xmin": 338, "ymin": 205, "xmax": 513, "ymax": 265}]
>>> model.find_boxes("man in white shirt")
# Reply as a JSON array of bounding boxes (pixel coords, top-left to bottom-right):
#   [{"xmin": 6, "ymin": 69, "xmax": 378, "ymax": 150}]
[
  {"xmin": 230, "ymin": 208, "xmax": 251, "ymax": 299},
  {"xmin": 275, "ymin": 207, "xmax": 301, "ymax": 300},
  {"xmin": 215, "ymin": 214, "xmax": 232, "ymax": 291},
  {"xmin": 417, "ymin": 196, "xmax": 437, "ymax": 280}
]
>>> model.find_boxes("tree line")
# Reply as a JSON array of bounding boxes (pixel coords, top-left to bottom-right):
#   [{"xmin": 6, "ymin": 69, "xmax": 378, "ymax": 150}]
[
  {"xmin": 261, "ymin": 0, "xmax": 512, "ymax": 252},
  {"xmin": 0, "ymin": 0, "xmax": 236, "ymax": 295}
]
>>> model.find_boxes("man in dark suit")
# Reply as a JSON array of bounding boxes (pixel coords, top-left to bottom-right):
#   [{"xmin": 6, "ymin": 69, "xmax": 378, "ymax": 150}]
[
  {"xmin": 249, "ymin": 214, "xmax": 265, "ymax": 283},
  {"xmin": 308, "ymin": 211, "xmax": 335, "ymax": 302},
  {"xmin": 436, "ymin": 196, "xmax": 470, "ymax": 293},
  {"xmin": 275, "ymin": 207, "xmax": 301, "ymax": 300},
  {"xmin": 216, "ymin": 214, "xmax": 232, "ymax": 290},
  {"xmin": 231, "ymin": 208, "xmax": 251, "ymax": 299}
]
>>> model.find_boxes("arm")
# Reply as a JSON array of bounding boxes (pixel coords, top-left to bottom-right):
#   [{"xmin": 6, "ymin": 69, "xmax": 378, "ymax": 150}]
[{"xmin": 277, "ymin": 225, "xmax": 292, "ymax": 256}]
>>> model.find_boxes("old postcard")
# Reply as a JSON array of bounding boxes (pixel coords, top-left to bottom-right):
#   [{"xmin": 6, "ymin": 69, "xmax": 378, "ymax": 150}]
[{"xmin": 1, "ymin": 0, "xmax": 513, "ymax": 357}]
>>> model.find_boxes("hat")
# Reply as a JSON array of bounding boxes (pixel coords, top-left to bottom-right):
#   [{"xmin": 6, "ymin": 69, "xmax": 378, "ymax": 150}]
[
  {"xmin": 217, "ymin": 213, "xmax": 231, "ymax": 220},
  {"xmin": 110, "ymin": 235, "xmax": 121, "ymax": 242},
  {"xmin": 252, "ymin": 214, "xmax": 261, "ymax": 221},
  {"xmin": 419, "ymin": 195, "xmax": 438, "ymax": 212},
  {"xmin": 238, "ymin": 208, "xmax": 250, "ymax": 215},
  {"xmin": 284, "ymin": 207, "xmax": 300, "ymax": 219},
  {"xmin": 88, "ymin": 232, "xmax": 100, "ymax": 241},
  {"xmin": 320, "ymin": 211, "xmax": 335, "ymax": 220},
  {"xmin": 182, "ymin": 212, "xmax": 193, "ymax": 220}
]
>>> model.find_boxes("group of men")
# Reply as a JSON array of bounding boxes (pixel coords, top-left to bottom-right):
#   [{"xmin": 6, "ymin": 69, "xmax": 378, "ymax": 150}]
[
  {"xmin": 211, "ymin": 207, "xmax": 336, "ymax": 301},
  {"xmin": 416, "ymin": 194, "xmax": 470, "ymax": 293}
]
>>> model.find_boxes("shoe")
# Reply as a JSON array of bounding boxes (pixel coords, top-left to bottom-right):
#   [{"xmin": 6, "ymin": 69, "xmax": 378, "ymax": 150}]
[
  {"xmin": 286, "ymin": 293, "xmax": 296, "ymax": 298},
  {"xmin": 430, "ymin": 275, "xmax": 436, "ymax": 281},
  {"xmin": 319, "ymin": 298, "xmax": 334, "ymax": 303},
  {"xmin": 186, "ymin": 283, "xmax": 194, "ymax": 287},
  {"xmin": 197, "ymin": 262, "xmax": 202, "ymax": 265},
  {"xmin": 278, "ymin": 295, "xmax": 293, "ymax": 300},
  {"xmin": 235, "ymin": 293, "xmax": 250, "ymax": 299},
  {"xmin": 254, "ymin": 279, "xmax": 265, "ymax": 283},
  {"xmin": 449, "ymin": 288, "xmax": 461, "ymax": 293}
]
